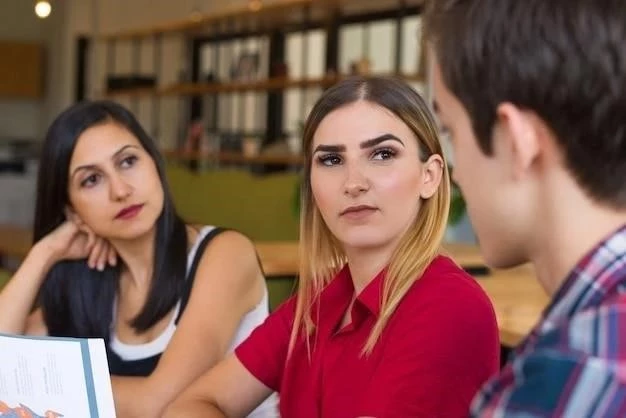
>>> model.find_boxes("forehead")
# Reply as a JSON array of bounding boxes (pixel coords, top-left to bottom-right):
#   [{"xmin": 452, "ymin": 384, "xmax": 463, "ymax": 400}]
[
  {"xmin": 70, "ymin": 122, "xmax": 141, "ymax": 166},
  {"xmin": 313, "ymin": 100, "xmax": 415, "ymax": 145}
]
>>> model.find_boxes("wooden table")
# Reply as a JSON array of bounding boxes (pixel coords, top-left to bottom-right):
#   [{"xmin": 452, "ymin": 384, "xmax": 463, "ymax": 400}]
[
  {"xmin": 0, "ymin": 224, "xmax": 31, "ymax": 259},
  {"xmin": 0, "ymin": 224, "xmax": 547, "ymax": 346},
  {"xmin": 477, "ymin": 264, "xmax": 547, "ymax": 347},
  {"xmin": 0, "ymin": 225, "xmax": 485, "ymax": 277},
  {"xmin": 256, "ymin": 241, "xmax": 488, "ymax": 277}
]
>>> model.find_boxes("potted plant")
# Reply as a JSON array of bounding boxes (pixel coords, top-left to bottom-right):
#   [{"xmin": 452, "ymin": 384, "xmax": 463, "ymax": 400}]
[{"xmin": 448, "ymin": 181, "xmax": 467, "ymax": 227}]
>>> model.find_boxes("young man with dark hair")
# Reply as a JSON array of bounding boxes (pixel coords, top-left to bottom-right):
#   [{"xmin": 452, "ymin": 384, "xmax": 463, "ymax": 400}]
[{"xmin": 425, "ymin": 0, "xmax": 626, "ymax": 415}]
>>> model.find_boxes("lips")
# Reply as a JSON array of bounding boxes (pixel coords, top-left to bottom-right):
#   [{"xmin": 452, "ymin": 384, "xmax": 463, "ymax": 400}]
[
  {"xmin": 340, "ymin": 205, "xmax": 377, "ymax": 217},
  {"xmin": 115, "ymin": 204, "xmax": 144, "ymax": 220}
]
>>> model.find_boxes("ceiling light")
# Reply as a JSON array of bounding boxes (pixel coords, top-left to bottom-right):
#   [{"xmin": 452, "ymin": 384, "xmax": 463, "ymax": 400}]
[{"xmin": 35, "ymin": 1, "xmax": 52, "ymax": 19}]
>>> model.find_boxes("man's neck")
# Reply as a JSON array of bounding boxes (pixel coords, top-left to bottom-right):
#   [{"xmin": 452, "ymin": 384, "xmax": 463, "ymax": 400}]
[{"xmin": 530, "ymin": 180, "xmax": 626, "ymax": 295}]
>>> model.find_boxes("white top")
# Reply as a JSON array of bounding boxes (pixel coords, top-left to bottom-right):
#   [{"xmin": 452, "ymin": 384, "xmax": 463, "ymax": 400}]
[{"xmin": 110, "ymin": 226, "xmax": 278, "ymax": 417}]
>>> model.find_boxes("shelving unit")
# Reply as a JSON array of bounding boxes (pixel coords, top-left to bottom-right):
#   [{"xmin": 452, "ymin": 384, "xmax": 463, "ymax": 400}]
[
  {"xmin": 104, "ymin": 72, "xmax": 424, "ymax": 98},
  {"xmin": 91, "ymin": 0, "xmax": 427, "ymax": 170}
]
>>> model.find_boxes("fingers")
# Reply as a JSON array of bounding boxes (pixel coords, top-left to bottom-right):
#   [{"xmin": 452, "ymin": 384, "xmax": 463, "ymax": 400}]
[
  {"xmin": 85, "ymin": 228, "xmax": 96, "ymax": 253},
  {"xmin": 107, "ymin": 244, "xmax": 117, "ymax": 267},
  {"xmin": 87, "ymin": 237, "xmax": 101, "ymax": 270},
  {"xmin": 88, "ymin": 237, "xmax": 117, "ymax": 271},
  {"xmin": 88, "ymin": 237, "xmax": 106, "ymax": 271},
  {"xmin": 63, "ymin": 208, "xmax": 117, "ymax": 270}
]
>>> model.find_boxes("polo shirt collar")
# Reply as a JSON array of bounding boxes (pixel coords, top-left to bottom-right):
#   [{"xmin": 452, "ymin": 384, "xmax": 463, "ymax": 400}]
[{"xmin": 319, "ymin": 265, "xmax": 386, "ymax": 333}]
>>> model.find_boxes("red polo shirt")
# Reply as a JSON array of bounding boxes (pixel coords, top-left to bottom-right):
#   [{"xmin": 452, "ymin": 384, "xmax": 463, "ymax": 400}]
[{"xmin": 235, "ymin": 255, "xmax": 499, "ymax": 417}]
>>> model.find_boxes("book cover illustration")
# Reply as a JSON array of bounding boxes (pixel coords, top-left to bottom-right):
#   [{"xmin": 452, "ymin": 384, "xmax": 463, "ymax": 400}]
[{"xmin": 0, "ymin": 400, "xmax": 63, "ymax": 417}]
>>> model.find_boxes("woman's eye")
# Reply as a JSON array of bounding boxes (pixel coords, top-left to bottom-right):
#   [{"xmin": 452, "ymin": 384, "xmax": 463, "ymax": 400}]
[
  {"xmin": 120, "ymin": 155, "xmax": 138, "ymax": 168},
  {"xmin": 81, "ymin": 173, "xmax": 100, "ymax": 188},
  {"xmin": 317, "ymin": 154, "xmax": 342, "ymax": 166},
  {"xmin": 372, "ymin": 148, "xmax": 396, "ymax": 160}
]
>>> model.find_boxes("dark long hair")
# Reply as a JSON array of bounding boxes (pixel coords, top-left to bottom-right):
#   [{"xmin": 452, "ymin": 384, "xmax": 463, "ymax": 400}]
[{"xmin": 34, "ymin": 100, "xmax": 188, "ymax": 339}]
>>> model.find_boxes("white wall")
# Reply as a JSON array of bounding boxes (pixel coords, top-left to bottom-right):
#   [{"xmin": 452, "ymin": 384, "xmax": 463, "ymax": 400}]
[{"xmin": 0, "ymin": 0, "xmax": 65, "ymax": 141}]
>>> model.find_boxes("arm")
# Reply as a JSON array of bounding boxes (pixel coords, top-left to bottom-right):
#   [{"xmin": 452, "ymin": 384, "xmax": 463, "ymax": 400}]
[
  {"xmin": 0, "ymin": 243, "xmax": 55, "ymax": 334},
  {"xmin": 163, "ymin": 353, "xmax": 274, "ymax": 418},
  {"xmin": 0, "ymin": 220, "xmax": 114, "ymax": 335},
  {"xmin": 471, "ymin": 348, "xmax": 623, "ymax": 418},
  {"xmin": 358, "ymin": 274, "xmax": 500, "ymax": 417},
  {"xmin": 110, "ymin": 230, "xmax": 269, "ymax": 418},
  {"xmin": 164, "ymin": 289, "xmax": 297, "ymax": 417},
  {"xmin": 472, "ymin": 304, "xmax": 626, "ymax": 417}
]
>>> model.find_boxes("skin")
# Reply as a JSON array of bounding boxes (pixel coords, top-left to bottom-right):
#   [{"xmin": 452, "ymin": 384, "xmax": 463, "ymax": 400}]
[
  {"xmin": 431, "ymin": 53, "xmax": 626, "ymax": 295},
  {"xmin": 0, "ymin": 122, "xmax": 267, "ymax": 418},
  {"xmin": 161, "ymin": 99, "xmax": 444, "ymax": 417},
  {"xmin": 310, "ymin": 100, "xmax": 443, "ymax": 293}
]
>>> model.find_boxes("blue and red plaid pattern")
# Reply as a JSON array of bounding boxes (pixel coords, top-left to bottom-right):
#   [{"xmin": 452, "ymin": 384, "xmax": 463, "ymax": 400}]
[{"xmin": 471, "ymin": 225, "xmax": 626, "ymax": 417}]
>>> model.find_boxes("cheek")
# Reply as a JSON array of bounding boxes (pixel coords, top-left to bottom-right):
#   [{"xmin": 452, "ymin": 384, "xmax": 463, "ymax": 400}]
[
  {"xmin": 135, "ymin": 163, "xmax": 163, "ymax": 194},
  {"xmin": 150, "ymin": 167, "xmax": 164, "ymax": 191},
  {"xmin": 310, "ymin": 172, "xmax": 333, "ymax": 215},
  {"xmin": 70, "ymin": 192, "xmax": 109, "ymax": 227},
  {"xmin": 377, "ymin": 169, "xmax": 421, "ymax": 203}
]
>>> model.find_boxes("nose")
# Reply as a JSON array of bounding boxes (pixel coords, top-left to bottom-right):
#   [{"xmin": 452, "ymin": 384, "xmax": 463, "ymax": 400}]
[
  {"xmin": 109, "ymin": 173, "xmax": 133, "ymax": 201},
  {"xmin": 343, "ymin": 162, "xmax": 369, "ymax": 197}
]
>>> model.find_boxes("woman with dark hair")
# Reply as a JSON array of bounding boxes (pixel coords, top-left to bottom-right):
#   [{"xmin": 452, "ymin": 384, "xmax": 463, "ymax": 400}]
[
  {"xmin": 165, "ymin": 76, "xmax": 500, "ymax": 417},
  {"xmin": 0, "ymin": 100, "xmax": 277, "ymax": 418}
]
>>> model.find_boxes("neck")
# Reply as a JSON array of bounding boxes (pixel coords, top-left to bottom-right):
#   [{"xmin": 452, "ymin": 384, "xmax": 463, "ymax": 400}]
[
  {"xmin": 110, "ymin": 228, "xmax": 156, "ymax": 289},
  {"xmin": 530, "ymin": 171, "xmax": 626, "ymax": 295},
  {"xmin": 344, "ymin": 245, "xmax": 394, "ymax": 294}
]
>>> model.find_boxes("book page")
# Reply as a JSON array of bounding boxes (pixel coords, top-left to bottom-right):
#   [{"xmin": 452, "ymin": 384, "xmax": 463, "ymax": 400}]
[{"xmin": 0, "ymin": 333, "xmax": 115, "ymax": 418}]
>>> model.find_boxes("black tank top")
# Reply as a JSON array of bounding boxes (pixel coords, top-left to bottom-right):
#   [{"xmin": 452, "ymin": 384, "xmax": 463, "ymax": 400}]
[{"xmin": 106, "ymin": 227, "xmax": 225, "ymax": 377}]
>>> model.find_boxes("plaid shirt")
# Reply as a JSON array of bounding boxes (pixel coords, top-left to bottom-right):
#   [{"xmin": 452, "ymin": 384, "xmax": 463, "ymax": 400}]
[{"xmin": 471, "ymin": 225, "xmax": 626, "ymax": 417}]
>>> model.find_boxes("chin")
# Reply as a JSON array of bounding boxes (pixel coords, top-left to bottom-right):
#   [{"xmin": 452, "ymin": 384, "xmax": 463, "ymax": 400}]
[
  {"xmin": 109, "ymin": 215, "xmax": 158, "ymax": 241},
  {"xmin": 339, "ymin": 233, "xmax": 393, "ymax": 252},
  {"xmin": 480, "ymin": 241, "xmax": 528, "ymax": 270}
]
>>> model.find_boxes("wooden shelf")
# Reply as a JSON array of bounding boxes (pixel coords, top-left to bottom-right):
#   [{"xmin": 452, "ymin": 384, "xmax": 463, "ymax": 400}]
[
  {"xmin": 104, "ymin": 73, "xmax": 424, "ymax": 98},
  {"xmin": 163, "ymin": 150, "xmax": 304, "ymax": 165},
  {"xmin": 104, "ymin": 86, "xmax": 160, "ymax": 98},
  {"xmin": 100, "ymin": 0, "xmax": 315, "ymax": 41},
  {"xmin": 99, "ymin": 0, "xmax": 425, "ymax": 41},
  {"xmin": 165, "ymin": 75, "xmax": 339, "ymax": 95}
]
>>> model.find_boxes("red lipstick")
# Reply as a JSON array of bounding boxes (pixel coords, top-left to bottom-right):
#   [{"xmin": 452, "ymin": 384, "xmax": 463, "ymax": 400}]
[{"xmin": 115, "ymin": 204, "xmax": 143, "ymax": 220}]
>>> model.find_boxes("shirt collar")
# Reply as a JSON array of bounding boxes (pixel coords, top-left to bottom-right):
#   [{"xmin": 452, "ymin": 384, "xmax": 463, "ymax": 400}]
[
  {"xmin": 355, "ymin": 267, "xmax": 386, "ymax": 318},
  {"xmin": 316, "ymin": 265, "xmax": 386, "ymax": 334},
  {"xmin": 519, "ymin": 224, "xmax": 626, "ymax": 349}
]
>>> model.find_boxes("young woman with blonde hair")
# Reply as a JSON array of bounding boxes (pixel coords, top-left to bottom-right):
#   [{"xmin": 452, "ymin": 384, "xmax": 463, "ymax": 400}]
[{"xmin": 165, "ymin": 76, "xmax": 500, "ymax": 417}]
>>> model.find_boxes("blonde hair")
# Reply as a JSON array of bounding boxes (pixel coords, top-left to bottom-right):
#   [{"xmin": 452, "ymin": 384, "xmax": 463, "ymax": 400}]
[{"xmin": 290, "ymin": 76, "xmax": 451, "ymax": 356}]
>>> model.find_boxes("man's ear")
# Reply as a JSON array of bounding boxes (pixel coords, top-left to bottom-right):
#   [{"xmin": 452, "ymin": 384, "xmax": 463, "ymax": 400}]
[{"xmin": 495, "ymin": 102, "xmax": 541, "ymax": 180}]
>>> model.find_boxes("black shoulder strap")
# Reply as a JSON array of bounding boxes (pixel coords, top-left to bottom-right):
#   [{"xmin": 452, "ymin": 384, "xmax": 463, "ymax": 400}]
[{"xmin": 175, "ymin": 227, "xmax": 227, "ymax": 323}]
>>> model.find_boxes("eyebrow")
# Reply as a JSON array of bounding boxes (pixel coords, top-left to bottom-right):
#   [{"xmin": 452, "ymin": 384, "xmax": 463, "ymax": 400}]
[
  {"xmin": 71, "ymin": 144, "xmax": 139, "ymax": 179},
  {"xmin": 313, "ymin": 133, "xmax": 405, "ymax": 153}
]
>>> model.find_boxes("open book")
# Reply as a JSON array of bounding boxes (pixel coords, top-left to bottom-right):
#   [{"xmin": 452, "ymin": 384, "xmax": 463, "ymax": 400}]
[{"xmin": 0, "ymin": 333, "xmax": 115, "ymax": 418}]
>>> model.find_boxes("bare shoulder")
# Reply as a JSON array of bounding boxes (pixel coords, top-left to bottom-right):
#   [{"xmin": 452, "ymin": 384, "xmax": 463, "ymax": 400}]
[
  {"xmin": 184, "ymin": 225, "xmax": 259, "ymax": 262},
  {"xmin": 192, "ymin": 228, "xmax": 263, "ymax": 298},
  {"xmin": 202, "ymin": 229, "xmax": 258, "ymax": 259}
]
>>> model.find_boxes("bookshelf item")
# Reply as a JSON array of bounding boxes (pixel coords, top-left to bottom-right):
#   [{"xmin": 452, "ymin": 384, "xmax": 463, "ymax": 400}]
[
  {"xmin": 0, "ymin": 41, "xmax": 44, "ymax": 98},
  {"xmin": 95, "ymin": 0, "xmax": 426, "ymax": 167}
]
